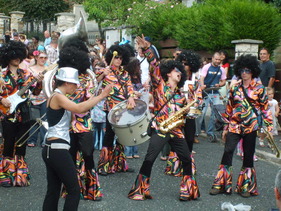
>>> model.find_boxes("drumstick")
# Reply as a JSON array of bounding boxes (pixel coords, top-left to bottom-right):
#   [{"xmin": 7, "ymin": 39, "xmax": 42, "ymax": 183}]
[{"xmin": 109, "ymin": 51, "xmax": 118, "ymax": 66}]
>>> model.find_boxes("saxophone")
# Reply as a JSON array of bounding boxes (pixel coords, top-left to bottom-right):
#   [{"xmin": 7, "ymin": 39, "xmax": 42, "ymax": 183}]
[{"xmin": 159, "ymin": 94, "xmax": 197, "ymax": 134}]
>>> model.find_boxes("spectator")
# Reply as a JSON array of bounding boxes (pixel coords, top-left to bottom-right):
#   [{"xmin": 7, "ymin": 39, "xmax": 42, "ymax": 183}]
[
  {"xmin": 198, "ymin": 52, "xmax": 227, "ymax": 142},
  {"xmin": 19, "ymin": 34, "xmax": 29, "ymax": 46},
  {"xmin": 28, "ymin": 36, "xmax": 44, "ymax": 51},
  {"xmin": 43, "ymin": 30, "xmax": 51, "ymax": 47},
  {"xmin": 45, "ymin": 36, "xmax": 58, "ymax": 64},
  {"xmin": 259, "ymin": 48, "xmax": 276, "ymax": 88},
  {"xmin": 13, "ymin": 32, "xmax": 20, "ymax": 41}
]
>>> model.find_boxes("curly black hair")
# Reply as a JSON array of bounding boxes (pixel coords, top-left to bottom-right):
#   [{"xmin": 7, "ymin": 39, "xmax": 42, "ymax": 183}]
[
  {"xmin": 105, "ymin": 45, "xmax": 130, "ymax": 66},
  {"xmin": 233, "ymin": 54, "xmax": 261, "ymax": 78},
  {"xmin": 62, "ymin": 38, "xmax": 89, "ymax": 53},
  {"xmin": 0, "ymin": 41, "xmax": 27, "ymax": 68},
  {"xmin": 120, "ymin": 43, "xmax": 135, "ymax": 57},
  {"xmin": 58, "ymin": 46, "xmax": 90, "ymax": 74},
  {"xmin": 176, "ymin": 50, "xmax": 201, "ymax": 73},
  {"xmin": 160, "ymin": 59, "xmax": 187, "ymax": 88}
]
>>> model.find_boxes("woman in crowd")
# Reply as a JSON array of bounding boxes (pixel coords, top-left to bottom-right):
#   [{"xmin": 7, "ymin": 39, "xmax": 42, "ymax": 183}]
[{"xmin": 27, "ymin": 50, "xmax": 49, "ymax": 147}]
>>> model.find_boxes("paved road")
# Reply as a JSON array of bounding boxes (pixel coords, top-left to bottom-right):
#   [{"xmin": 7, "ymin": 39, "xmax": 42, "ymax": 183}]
[{"xmin": 0, "ymin": 134, "xmax": 279, "ymax": 211}]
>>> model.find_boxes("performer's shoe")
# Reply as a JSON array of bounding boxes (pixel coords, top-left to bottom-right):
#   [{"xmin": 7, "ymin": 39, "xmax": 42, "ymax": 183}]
[
  {"xmin": 240, "ymin": 191, "xmax": 251, "ymax": 198},
  {"xmin": 209, "ymin": 188, "xmax": 226, "ymax": 195},
  {"xmin": 210, "ymin": 165, "xmax": 233, "ymax": 195},
  {"xmin": 179, "ymin": 175, "xmax": 200, "ymax": 201},
  {"xmin": 235, "ymin": 167, "xmax": 259, "ymax": 197},
  {"xmin": 128, "ymin": 174, "xmax": 152, "ymax": 200}
]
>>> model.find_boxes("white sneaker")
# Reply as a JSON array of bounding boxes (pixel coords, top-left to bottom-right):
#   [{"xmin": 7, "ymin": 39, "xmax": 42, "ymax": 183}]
[{"xmin": 259, "ymin": 139, "xmax": 265, "ymax": 147}]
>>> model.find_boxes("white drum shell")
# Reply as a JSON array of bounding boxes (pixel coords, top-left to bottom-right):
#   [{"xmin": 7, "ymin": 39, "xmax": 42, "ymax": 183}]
[{"xmin": 108, "ymin": 99, "xmax": 151, "ymax": 146}]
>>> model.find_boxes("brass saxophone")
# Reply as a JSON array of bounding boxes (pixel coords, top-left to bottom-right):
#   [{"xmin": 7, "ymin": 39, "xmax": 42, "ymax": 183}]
[
  {"xmin": 262, "ymin": 126, "xmax": 280, "ymax": 158},
  {"xmin": 159, "ymin": 94, "xmax": 197, "ymax": 134}
]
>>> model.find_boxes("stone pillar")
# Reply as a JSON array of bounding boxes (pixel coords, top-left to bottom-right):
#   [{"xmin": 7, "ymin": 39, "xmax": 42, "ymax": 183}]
[
  {"xmin": 55, "ymin": 13, "xmax": 75, "ymax": 32},
  {"xmin": 0, "ymin": 14, "xmax": 10, "ymax": 37},
  {"xmin": 231, "ymin": 39, "xmax": 263, "ymax": 59},
  {"xmin": 9, "ymin": 11, "xmax": 25, "ymax": 32}
]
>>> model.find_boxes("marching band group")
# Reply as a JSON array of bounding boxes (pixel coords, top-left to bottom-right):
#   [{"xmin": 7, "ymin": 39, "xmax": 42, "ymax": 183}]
[{"xmin": 0, "ymin": 31, "xmax": 274, "ymax": 210}]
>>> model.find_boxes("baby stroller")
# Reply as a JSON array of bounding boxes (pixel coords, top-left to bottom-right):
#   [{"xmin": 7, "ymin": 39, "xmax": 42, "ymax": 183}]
[{"xmin": 203, "ymin": 87, "xmax": 227, "ymax": 132}]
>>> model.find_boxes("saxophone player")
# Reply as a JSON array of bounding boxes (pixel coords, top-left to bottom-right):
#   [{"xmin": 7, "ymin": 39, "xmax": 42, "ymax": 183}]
[
  {"xmin": 209, "ymin": 54, "xmax": 273, "ymax": 198},
  {"xmin": 128, "ymin": 35, "xmax": 200, "ymax": 201},
  {"xmin": 165, "ymin": 50, "xmax": 202, "ymax": 177}
]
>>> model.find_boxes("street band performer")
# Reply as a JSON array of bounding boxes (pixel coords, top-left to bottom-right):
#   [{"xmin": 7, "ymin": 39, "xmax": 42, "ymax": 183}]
[
  {"xmin": 128, "ymin": 35, "xmax": 200, "ymax": 201},
  {"xmin": 0, "ymin": 40, "xmax": 44, "ymax": 187},
  {"xmin": 165, "ymin": 50, "xmax": 202, "ymax": 177},
  {"xmin": 209, "ymin": 54, "xmax": 273, "ymax": 198},
  {"xmin": 96, "ymin": 45, "xmax": 136, "ymax": 176}
]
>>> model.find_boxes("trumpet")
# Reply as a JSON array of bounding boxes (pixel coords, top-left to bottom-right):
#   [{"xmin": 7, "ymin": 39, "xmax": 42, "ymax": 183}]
[{"xmin": 261, "ymin": 126, "xmax": 280, "ymax": 158}]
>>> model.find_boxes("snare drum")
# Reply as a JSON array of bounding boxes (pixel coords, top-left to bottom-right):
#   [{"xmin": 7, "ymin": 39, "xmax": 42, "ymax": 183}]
[
  {"xmin": 108, "ymin": 99, "xmax": 151, "ymax": 146},
  {"xmin": 186, "ymin": 107, "xmax": 202, "ymax": 119}
]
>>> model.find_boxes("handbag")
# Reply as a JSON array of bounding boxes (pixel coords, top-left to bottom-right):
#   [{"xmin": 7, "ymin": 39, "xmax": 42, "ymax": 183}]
[
  {"xmin": 241, "ymin": 85, "xmax": 263, "ymax": 127},
  {"xmin": 147, "ymin": 93, "xmax": 175, "ymax": 136}
]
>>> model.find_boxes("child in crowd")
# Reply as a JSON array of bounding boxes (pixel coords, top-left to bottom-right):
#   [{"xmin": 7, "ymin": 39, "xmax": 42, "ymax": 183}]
[{"xmin": 258, "ymin": 87, "xmax": 279, "ymax": 147}]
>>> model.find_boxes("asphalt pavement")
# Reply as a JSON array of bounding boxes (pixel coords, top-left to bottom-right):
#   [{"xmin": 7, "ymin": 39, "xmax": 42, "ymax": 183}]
[{"xmin": 0, "ymin": 133, "xmax": 279, "ymax": 211}]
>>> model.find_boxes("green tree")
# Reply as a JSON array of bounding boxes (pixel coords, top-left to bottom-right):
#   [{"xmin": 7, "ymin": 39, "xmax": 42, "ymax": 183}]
[
  {"xmin": 83, "ymin": 0, "xmax": 146, "ymax": 39},
  {"xmin": 0, "ymin": 0, "xmax": 70, "ymax": 21}
]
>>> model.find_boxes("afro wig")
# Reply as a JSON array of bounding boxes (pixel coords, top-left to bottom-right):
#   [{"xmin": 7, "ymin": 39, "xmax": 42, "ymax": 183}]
[
  {"xmin": 233, "ymin": 54, "xmax": 261, "ymax": 79},
  {"xmin": 58, "ymin": 46, "xmax": 90, "ymax": 74},
  {"xmin": 61, "ymin": 38, "xmax": 89, "ymax": 53},
  {"xmin": 176, "ymin": 50, "xmax": 201, "ymax": 73},
  {"xmin": 120, "ymin": 43, "xmax": 135, "ymax": 57},
  {"xmin": 160, "ymin": 59, "xmax": 187, "ymax": 89},
  {"xmin": 0, "ymin": 41, "xmax": 27, "ymax": 68},
  {"xmin": 105, "ymin": 45, "xmax": 130, "ymax": 66}
]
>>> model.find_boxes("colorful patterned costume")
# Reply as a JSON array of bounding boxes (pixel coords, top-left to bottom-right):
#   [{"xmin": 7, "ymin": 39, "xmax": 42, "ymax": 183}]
[
  {"xmin": 96, "ymin": 65, "xmax": 134, "ymax": 175},
  {"xmin": 128, "ymin": 48, "xmax": 200, "ymax": 201},
  {"xmin": 0, "ymin": 67, "xmax": 41, "ymax": 187},
  {"xmin": 64, "ymin": 73, "xmax": 102, "ymax": 200},
  {"xmin": 165, "ymin": 73, "xmax": 202, "ymax": 177},
  {"xmin": 210, "ymin": 79, "xmax": 272, "ymax": 197}
]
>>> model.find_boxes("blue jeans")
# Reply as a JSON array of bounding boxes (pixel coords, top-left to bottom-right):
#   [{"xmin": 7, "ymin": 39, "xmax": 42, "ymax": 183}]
[
  {"xmin": 28, "ymin": 101, "xmax": 47, "ymax": 145},
  {"xmin": 125, "ymin": 146, "xmax": 138, "ymax": 157},
  {"xmin": 93, "ymin": 122, "xmax": 106, "ymax": 150},
  {"xmin": 196, "ymin": 92, "xmax": 223, "ymax": 137}
]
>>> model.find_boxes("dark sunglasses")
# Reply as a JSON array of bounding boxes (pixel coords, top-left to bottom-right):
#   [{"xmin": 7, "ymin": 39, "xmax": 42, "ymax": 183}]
[
  {"xmin": 239, "ymin": 68, "xmax": 251, "ymax": 74},
  {"xmin": 115, "ymin": 56, "xmax": 123, "ymax": 60},
  {"xmin": 183, "ymin": 62, "xmax": 189, "ymax": 66}
]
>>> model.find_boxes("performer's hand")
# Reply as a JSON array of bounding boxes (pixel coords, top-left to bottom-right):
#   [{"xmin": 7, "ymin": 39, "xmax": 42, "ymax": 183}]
[
  {"xmin": 201, "ymin": 84, "xmax": 206, "ymax": 90},
  {"xmin": 136, "ymin": 34, "xmax": 150, "ymax": 49},
  {"xmin": 1, "ymin": 98, "xmax": 11, "ymax": 108},
  {"xmin": 229, "ymin": 79, "xmax": 242, "ymax": 88},
  {"xmin": 127, "ymin": 96, "xmax": 136, "ymax": 109},
  {"xmin": 222, "ymin": 130, "xmax": 228, "ymax": 142},
  {"xmin": 35, "ymin": 72, "xmax": 44, "ymax": 82},
  {"xmin": 100, "ymin": 84, "xmax": 113, "ymax": 98},
  {"xmin": 103, "ymin": 67, "xmax": 111, "ymax": 75}
]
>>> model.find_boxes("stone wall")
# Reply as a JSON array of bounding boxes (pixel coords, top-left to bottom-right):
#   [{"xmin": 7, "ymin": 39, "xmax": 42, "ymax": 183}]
[{"xmin": 55, "ymin": 13, "xmax": 75, "ymax": 32}]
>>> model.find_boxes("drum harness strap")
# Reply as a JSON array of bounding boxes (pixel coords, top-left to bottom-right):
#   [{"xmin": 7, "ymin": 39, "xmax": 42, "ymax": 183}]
[{"xmin": 149, "ymin": 93, "xmax": 176, "ymax": 125}]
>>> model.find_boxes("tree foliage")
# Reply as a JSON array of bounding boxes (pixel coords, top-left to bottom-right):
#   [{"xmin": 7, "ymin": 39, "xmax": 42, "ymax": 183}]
[
  {"xmin": 0, "ymin": 0, "xmax": 70, "ymax": 21},
  {"xmin": 123, "ymin": 0, "xmax": 281, "ymax": 52}
]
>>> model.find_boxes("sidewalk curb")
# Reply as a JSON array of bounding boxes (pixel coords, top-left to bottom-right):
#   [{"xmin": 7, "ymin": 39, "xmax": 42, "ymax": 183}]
[
  {"xmin": 198, "ymin": 133, "xmax": 281, "ymax": 165},
  {"xmin": 255, "ymin": 149, "xmax": 281, "ymax": 165}
]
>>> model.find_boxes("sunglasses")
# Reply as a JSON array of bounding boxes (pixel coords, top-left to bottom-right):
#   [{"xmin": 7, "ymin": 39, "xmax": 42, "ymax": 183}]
[
  {"xmin": 115, "ymin": 56, "xmax": 123, "ymax": 60},
  {"xmin": 39, "ymin": 56, "xmax": 48, "ymax": 59},
  {"xmin": 239, "ymin": 68, "xmax": 251, "ymax": 74},
  {"xmin": 183, "ymin": 62, "xmax": 189, "ymax": 66}
]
